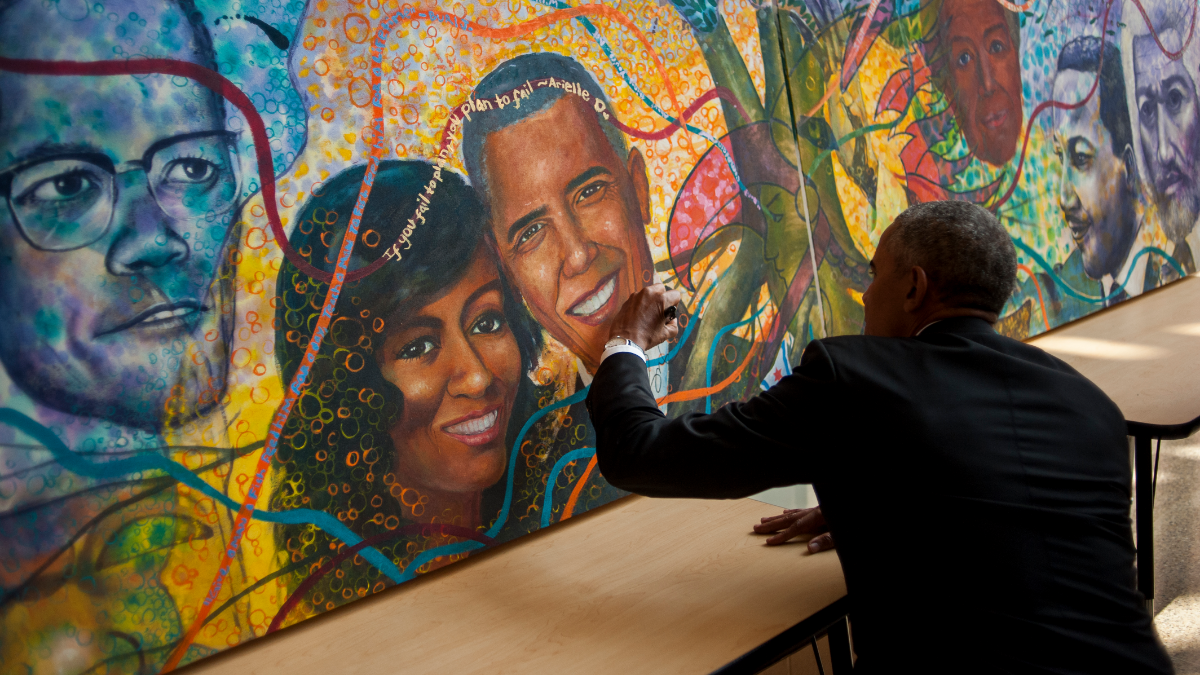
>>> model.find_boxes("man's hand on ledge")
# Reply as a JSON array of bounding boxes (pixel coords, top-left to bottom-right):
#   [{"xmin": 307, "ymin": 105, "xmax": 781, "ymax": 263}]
[
  {"xmin": 608, "ymin": 283, "xmax": 682, "ymax": 352},
  {"xmin": 753, "ymin": 506, "xmax": 835, "ymax": 554}
]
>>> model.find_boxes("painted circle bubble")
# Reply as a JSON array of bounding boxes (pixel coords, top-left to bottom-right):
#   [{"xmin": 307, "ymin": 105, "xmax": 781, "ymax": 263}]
[
  {"xmin": 232, "ymin": 347, "xmax": 252, "ymax": 369},
  {"xmin": 343, "ymin": 13, "xmax": 370, "ymax": 43},
  {"xmin": 246, "ymin": 227, "xmax": 268, "ymax": 249},
  {"xmin": 349, "ymin": 78, "xmax": 372, "ymax": 108}
]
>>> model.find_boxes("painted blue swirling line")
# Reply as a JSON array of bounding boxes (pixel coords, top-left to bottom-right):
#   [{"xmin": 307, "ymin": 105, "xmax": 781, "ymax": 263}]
[
  {"xmin": 486, "ymin": 386, "xmax": 589, "ymax": 539},
  {"xmin": 705, "ymin": 303, "xmax": 769, "ymax": 413},
  {"xmin": 402, "ymin": 393, "xmax": 590, "ymax": 580},
  {"xmin": 540, "ymin": 447, "xmax": 598, "ymax": 528},
  {"xmin": 397, "ymin": 539, "xmax": 485, "ymax": 582},
  {"xmin": 1013, "ymin": 240, "xmax": 1185, "ymax": 304},
  {"xmin": 0, "ymin": 408, "xmax": 404, "ymax": 582}
]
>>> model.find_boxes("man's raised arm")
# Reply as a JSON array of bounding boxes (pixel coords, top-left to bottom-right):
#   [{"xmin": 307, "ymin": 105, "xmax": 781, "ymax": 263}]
[{"xmin": 585, "ymin": 285, "xmax": 835, "ymax": 499}]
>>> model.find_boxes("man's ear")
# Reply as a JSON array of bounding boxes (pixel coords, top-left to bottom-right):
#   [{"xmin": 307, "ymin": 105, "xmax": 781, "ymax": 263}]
[
  {"xmin": 903, "ymin": 266, "xmax": 929, "ymax": 313},
  {"xmin": 1121, "ymin": 143, "xmax": 1138, "ymax": 191},
  {"xmin": 627, "ymin": 146, "xmax": 652, "ymax": 226}
]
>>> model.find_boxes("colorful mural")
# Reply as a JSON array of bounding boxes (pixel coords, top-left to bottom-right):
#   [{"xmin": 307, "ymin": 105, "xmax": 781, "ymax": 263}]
[
  {"xmin": 0, "ymin": 0, "xmax": 1195, "ymax": 670},
  {"xmin": 777, "ymin": 0, "xmax": 1196, "ymax": 338}
]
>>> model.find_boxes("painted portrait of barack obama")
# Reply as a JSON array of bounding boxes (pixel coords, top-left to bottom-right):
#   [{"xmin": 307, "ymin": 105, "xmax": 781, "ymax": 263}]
[{"xmin": 461, "ymin": 53, "xmax": 656, "ymax": 377}]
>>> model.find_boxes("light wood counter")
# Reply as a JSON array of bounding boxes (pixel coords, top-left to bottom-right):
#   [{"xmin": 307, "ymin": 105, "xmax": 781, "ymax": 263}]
[
  {"xmin": 181, "ymin": 496, "xmax": 847, "ymax": 675},
  {"xmin": 1027, "ymin": 275, "xmax": 1200, "ymax": 427}
]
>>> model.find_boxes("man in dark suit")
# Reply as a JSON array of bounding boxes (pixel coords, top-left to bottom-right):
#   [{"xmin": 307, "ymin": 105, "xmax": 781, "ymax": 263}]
[{"xmin": 586, "ymin": 201, "xmax": 1172, "ymax": 673}]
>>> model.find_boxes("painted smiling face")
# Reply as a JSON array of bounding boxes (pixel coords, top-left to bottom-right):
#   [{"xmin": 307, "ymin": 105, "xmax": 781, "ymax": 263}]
[
  {"xmin": 940, "ymin": 0, "xmax": 1024, "ymax": 166},
  {"xmin": 0, "ymin": 0, "xmax": 238, "ymax": 430},
  {"xmin": 1053, "ymin": 69, "xmax": 1138, "ymax": 279},
  {"xmin": 1133, "ymin": 28, "xmax": 1200, "ymax": 245},
  {"xmin": 481, "ymin": 95, "xmax": 654, "ymax": 375},
  {"xmin": 378, "ymin": 248, "xmax": 521, "ymax": 494}
]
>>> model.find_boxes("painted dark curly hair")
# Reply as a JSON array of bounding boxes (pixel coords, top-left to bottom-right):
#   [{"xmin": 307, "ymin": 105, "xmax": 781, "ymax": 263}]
[{"xmin": 270, "ymin": 160, "xmax": 541, "ymax": 614}]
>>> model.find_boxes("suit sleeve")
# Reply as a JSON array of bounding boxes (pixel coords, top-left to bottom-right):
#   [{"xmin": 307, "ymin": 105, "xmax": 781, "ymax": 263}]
[{"xmin": 584, "ymin": 340, "xmax": 839, "ymax": 499}]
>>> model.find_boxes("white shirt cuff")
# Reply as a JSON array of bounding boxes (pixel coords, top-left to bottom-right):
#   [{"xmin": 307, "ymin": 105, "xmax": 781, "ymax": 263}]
[{"xmin": 600, "ymin": 344, "xmax": 647, "ymax": 365}]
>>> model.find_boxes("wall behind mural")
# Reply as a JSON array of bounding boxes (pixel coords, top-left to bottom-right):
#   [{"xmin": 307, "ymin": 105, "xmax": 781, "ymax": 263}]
[{"xmin": 0, "ymin": 0, "xmax": 1193, "ymax": 670}]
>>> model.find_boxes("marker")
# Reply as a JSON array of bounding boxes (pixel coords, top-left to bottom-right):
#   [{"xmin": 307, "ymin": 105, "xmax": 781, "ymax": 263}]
[{"xmin": 664, "ymin": 304, "xmax": 678, "ymax": 322}]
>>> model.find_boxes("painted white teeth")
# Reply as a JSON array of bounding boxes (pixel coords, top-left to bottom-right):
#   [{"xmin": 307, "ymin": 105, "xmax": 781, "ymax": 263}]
[
  {"xmin": 446, "ymin": 410, "xmax": 498, "ymax": 436},
  {"xmin": 570, "ymin": 278, "xmax": 615, "ymax": 317}
]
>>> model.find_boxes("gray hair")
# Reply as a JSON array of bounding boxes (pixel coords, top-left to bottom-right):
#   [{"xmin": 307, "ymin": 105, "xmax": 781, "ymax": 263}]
[
  {"xmin": 460, "ymin": 52, "xmax": 628, "ymax": 203},
  {"xmin": 889, "ymin": 201, "xmax": 1017, "ymax": 314}
]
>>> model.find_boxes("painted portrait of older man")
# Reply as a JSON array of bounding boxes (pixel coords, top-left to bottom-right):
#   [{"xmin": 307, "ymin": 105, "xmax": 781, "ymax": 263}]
[{"xmin": 1122, "ymin": 0, "xmax": 1200, "ymax": 273}]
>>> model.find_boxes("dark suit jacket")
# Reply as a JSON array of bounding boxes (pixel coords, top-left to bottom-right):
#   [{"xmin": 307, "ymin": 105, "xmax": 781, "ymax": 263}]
[{"xmin": 586, "ymin": 317, "xmax": 1171, "ymax": 674}]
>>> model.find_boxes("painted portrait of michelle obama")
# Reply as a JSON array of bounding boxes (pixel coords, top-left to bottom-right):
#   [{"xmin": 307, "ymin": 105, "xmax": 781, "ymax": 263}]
[{"xmin": 270, "ymin": 160, "xmax": 544, "ymax": 617}]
